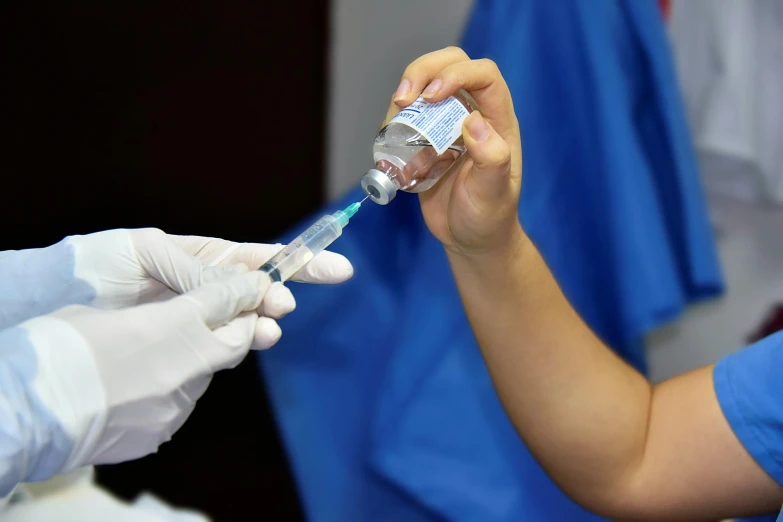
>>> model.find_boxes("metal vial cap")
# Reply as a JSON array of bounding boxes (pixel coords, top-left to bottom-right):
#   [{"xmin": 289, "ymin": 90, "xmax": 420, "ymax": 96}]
[{"xmin": 361, "ymin": 168, "xmax": 397, "ymax": 205}]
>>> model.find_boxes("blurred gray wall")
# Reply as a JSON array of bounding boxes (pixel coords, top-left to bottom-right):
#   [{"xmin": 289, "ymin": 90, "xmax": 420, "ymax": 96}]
[
  {"xmin": 647, "ymin": 195, "xmax": 783, "ymax": 382},
  {"xmin": 327, "ymin": 0, "xmax": 473, "ymax": 199}
]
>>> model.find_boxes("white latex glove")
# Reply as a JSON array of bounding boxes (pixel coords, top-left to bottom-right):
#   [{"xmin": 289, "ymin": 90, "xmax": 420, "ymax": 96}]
[
  {"xmin": 8, "ymin": 271, "xmax": 280, "ymax": 489},
  {"xmin": 68, "ymin": 228, "xmax": 353, "ymax": 309},
  {"xmin": 0, "ymin": 228, "xmax": 353, "ymax": 331}
]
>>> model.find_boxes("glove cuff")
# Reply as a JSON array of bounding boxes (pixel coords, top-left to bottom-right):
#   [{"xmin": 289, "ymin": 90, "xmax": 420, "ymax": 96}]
[{"xmin": 20, "ymin": 314, "xmax": 108, "ymax": 475}]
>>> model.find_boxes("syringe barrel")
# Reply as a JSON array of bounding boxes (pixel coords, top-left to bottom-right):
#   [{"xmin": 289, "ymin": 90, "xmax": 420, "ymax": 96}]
[{"xmin": 260, "ymin": 214, "xmax": 343, "ymax": 283}]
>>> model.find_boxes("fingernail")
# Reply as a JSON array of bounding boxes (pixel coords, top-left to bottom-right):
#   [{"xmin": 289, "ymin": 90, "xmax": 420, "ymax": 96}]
[
  {"xmin": 466, "ymin": 113, "xmax": 491, "ymax": 141},
  {"xmin": 393, "ymin": 79, "xmax": 411, "ymax": 101},
  {"xmin": 422, "ymin": 79, "xmax": 442, "ymax": 98}
]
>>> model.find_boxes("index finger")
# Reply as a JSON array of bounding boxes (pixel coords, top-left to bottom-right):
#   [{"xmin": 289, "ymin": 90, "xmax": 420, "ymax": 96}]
[
  {"xmin": 424, "ymin": 59, "xmax": 518, "ymax": 143},
  {"xmin": 167, "ymin": 237, "xmax": 352, "ymax": 284},
  {"xmin": 222, "ymin": 244, "xmax": 354, "ymax": 285},
  {"xmin": 394, "ymin": 48, "xmax": 518, "ymax": 143},
  {"xmin": 393, "ymin": 46, "xmax": 470, "ymax": 107},
  {"xmin": 180, "ymin": 271, "xmax": 272, "ymax": 329}
]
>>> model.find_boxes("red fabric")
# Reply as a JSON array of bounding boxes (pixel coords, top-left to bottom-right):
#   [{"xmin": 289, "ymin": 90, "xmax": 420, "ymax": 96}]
[
  {"xmin": 748, "ymin": 304, "xmax": 783, "ymax": 343},
  {"xmin": 659, "ymin": 0, "xmax": 671, "ymax": 21}
]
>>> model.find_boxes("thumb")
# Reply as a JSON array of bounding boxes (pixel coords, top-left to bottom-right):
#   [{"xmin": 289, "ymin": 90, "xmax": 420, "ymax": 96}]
[
  {"xmin": 461, "ymin": 112, "xmax": 513, "ymax": 203},
  {"xmin": 179, "ymin": 271, "xmax": 272, "ymax": 329}
]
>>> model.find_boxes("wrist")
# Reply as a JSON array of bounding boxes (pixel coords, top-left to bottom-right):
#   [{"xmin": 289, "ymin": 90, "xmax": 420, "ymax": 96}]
[{"xmin": 445, "ymin": 222, "xmax": 530, "ymax": 274}]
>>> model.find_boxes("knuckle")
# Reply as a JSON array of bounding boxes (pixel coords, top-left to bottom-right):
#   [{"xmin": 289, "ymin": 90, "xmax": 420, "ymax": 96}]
[
  {"xmin": 474, "ymin": 135, "xmax": 512, "ymax": 168},
  {"xmin": 139, "ymin": 227, "xmax": 166, "ymax": 242},
  {"xmin": 492, "ymin": 145, "xmax": 513, "ymax": 170},
  {"xmin": 478, "ymin": 58, "xmax": 500, "ymax": 74},
  {"xmin": 236, "ymin": 275, "xmax": 257, "ymax": 297},
  {"xmin": 409, "ymin": 46, "xmax": 469, "ymax": 76},
  {"xmin": 445, "ymin": 69, "xmax": 467, "ymax": 87},
  {"xmin": 174, "ymin": 295, "xmax": 207, "ymax": 322},
  {"xmin": 444, "ymin": 46, "xmax": 470, "ymax": 60}
]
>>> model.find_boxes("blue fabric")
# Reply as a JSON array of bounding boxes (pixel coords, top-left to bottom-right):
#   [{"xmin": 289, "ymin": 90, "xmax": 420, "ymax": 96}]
[
  {"xmin": 0, "ymin": 240, "xmax": 95, "ymax": 331},
  {"xmin": 715, "ymin": 332, "xmax": 783, "ymax": 522},
  {"xmin": 259, "ymin": 1, "xmax": 723, "ymax": 520},
  {"xmin": 461, "ymin": 0, "xmax": 723, "ymax": 370},
  {"xmin": 0, "ymin": 327, "xmax": 73, "ymax": 497}
]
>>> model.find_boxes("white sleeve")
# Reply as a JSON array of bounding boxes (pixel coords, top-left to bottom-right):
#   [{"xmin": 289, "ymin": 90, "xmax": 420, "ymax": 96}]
[{"xmin": 0, "ymin": 322, "xmax": 105, "ymax": 497}]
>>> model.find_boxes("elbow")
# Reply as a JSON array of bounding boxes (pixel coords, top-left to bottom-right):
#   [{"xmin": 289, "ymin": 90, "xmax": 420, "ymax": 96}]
[
  {"xmin": 557, "ymin": 487, "xmax": 646, "ymax": 522},
  {"xmin": 561, "ymin": 484, "xmax": 639, "ymax": 521},
  {"xmin": 556, "ymin": 473, "xmax": 673, "ymax": 522}
]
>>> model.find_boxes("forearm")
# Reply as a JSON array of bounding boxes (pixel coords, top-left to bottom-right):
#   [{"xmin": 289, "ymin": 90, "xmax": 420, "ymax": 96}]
[
  {"xmin": 449, "ymin": 228, "xmax": 783, "ymax": 520},
  {"xmin": 447, "ymin": 227, "xmax": 653, "ymax": 513},
  {"xmin": 0, "ymin": 240, "xmax": 94, "ymax": 329}
]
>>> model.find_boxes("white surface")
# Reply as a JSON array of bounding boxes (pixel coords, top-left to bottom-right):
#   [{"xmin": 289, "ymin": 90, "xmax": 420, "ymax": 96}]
[
  {"xmin": 327, "ymin": 0, "xmax": 473, "ymax": 199},
  {"xmin": 5, "ymin": 468, "xmax": 209, "ymax": 521},
  {"xmin": 669, "ymin": 0, "xmax": 783, "ymax": 204},
  {"xmin": 647, "ymin": 193, "xmax": 783, "ymax": 382}
]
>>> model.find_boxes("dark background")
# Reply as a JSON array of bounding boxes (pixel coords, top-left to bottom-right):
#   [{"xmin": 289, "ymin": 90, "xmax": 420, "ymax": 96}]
[{"xmin": 2, "ymin": 1, "xmax": 330, "ymax": 519}]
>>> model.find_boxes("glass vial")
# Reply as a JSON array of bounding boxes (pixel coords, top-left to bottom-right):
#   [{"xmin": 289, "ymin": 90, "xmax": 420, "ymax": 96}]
[{"xmin": 361, "ymin": 90, "xmax": 479, "ymax": 205}]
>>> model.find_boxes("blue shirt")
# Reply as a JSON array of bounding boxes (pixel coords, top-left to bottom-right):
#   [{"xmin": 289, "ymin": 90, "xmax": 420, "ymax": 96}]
[{"xmin": 715, "ymin": 332, "xmax": 783, "ymax": 522}]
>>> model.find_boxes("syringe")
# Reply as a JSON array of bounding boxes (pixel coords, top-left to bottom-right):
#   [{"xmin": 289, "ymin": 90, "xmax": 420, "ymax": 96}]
[{"xmin": 260, "ymin": 201, "xmax": 363, "ymax": 283}]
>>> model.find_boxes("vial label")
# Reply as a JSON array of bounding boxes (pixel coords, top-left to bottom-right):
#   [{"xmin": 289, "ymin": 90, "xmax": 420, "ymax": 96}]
[{"xmin": 389, "ymin": 95, "xmax": 470, "ymax": 154}]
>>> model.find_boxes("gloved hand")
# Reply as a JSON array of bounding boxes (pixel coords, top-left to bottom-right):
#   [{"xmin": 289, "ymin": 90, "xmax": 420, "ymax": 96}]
[
  {"xmin": 68, "ymin": 228, "xmax": 354, "ymax": 308},
  {"xmin": 0, "ymin": 229, "xmax": 353, "ymax": 330},
  {"xmin": 3, "ymin": 271, "xmax": 283, "ymax": 493}
]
